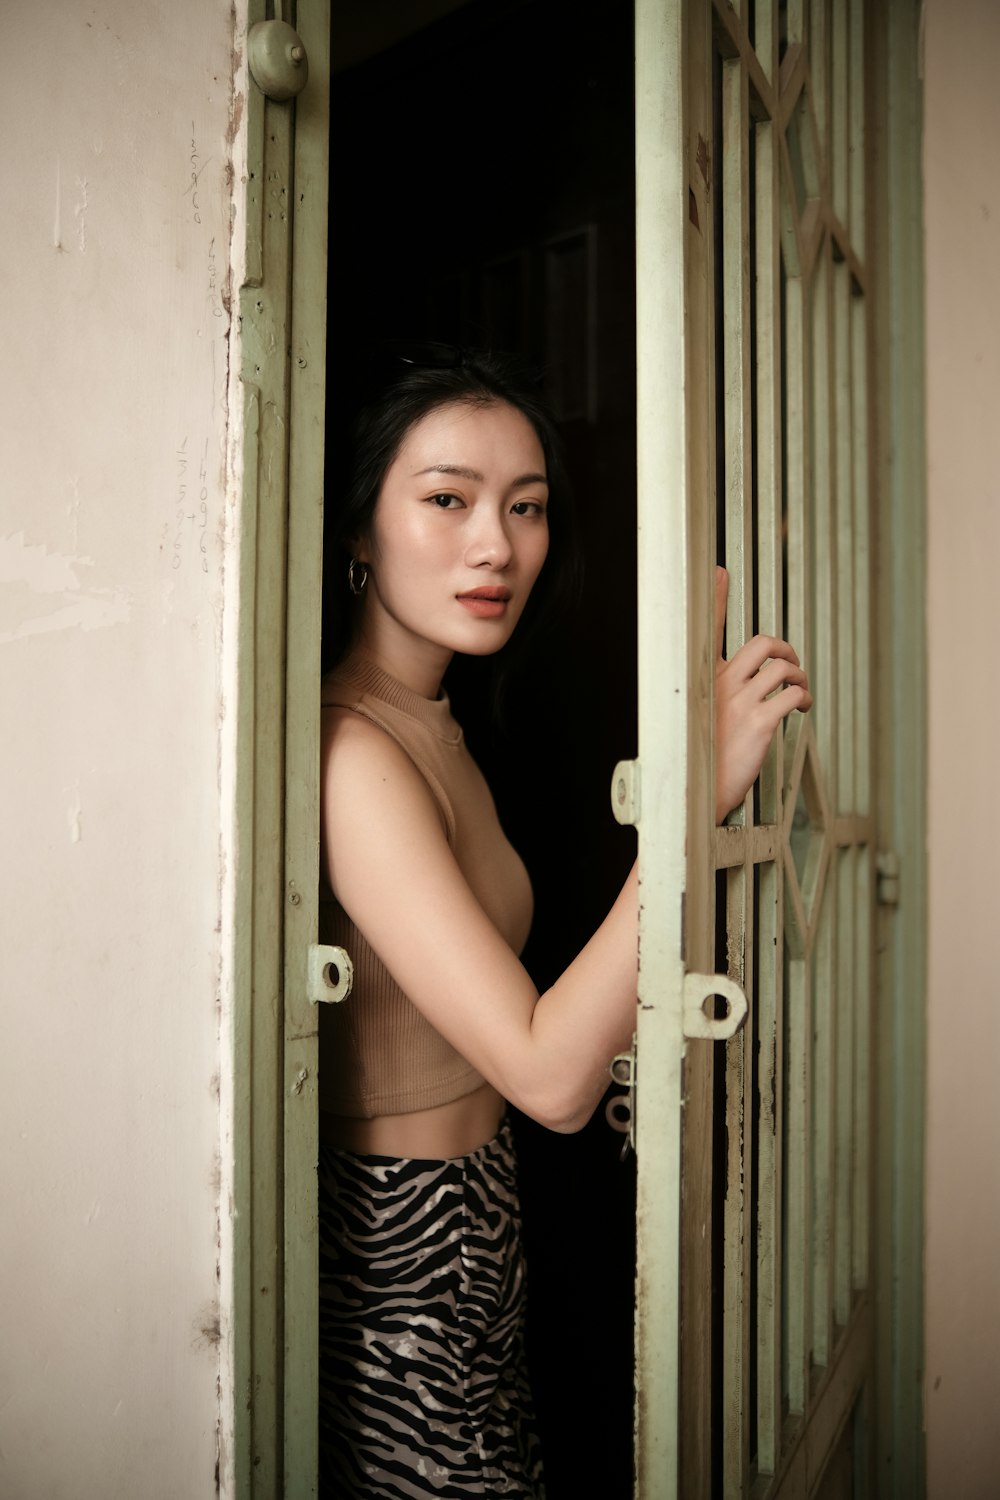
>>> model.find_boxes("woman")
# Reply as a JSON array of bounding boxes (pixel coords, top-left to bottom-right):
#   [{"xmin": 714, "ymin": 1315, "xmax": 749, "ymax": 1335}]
[{"xmin": 317, "ymin": 348, "xmax": 811, "ymax": 1498}]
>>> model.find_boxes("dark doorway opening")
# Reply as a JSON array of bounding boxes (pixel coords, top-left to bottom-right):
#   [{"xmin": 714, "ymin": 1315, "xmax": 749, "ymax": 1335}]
[{"xmin": 326, "ymin": 3, "xmax": 637, "ymax": 1491}]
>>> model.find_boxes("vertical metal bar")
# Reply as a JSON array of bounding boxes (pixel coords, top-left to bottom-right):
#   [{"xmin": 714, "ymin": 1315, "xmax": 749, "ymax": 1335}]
[
  {"xmin": 784, "ymin": 274, "xmax": 809, "ymax": 671},
  {"xmin": 831, "ymin": 0, "xmax": 849, "ymax": 228},
  {"xmin": 832, "ymin": 258, "xmax": 855, "ymax": 1332},
  {"xmin": 782, "ymin": 266, "xmax": 811, "ymax": 1418},
  {"xmin": 754, "ymin": 97, "xmax": 784, "ymax": 1475},
  {"xmin": 810, "ymin": 853, "xmax": 836, "ymax": 1370},
  {"xmin": 282, "ymin": 2, "xmax": 329, "ymax": 1492},
  {"xmin": 680, "ymin": 0, "xmax": 719, "ymax": 1490},
  {"xmin": 633, "ymin": 1, "xmax": 690, "ymax": 1493},
  {"xmin": 756, "ymin": 859, "xmax": 782, "ymax": 1473},
  {"xmin": 834, "ymin": 261, "xmax": 855, "ymax": 820},
  {"xmin": 834, "ymin": 845, "xmax": 855, "ymax": 1329},
  {"xmin": 723, "ymin": 57, "xmax": 754, "ymax": 693},
  {"xmin": 851, "ymin": 293, "xmax": 871, "ymax": 827},
  {"xmin": 721, "ymin": 45, "xmax": 754, "ymax": 1499},
  {"xmin": 809, "ymin": 242, "xmax": 836, "ymax": 1370},
  {"xmin": 784, "ymin": 953, "xmax": 810, "ymax": 1414},
  {"xmin": 756, "ymin": 0, "xmax": 777, "ymax": 83},
  {"xmin": 810, "ymin": 243, "xmax": 836, "ymax": 815},
  {"xmin": 848, "ymin": 0, "xmax": 866, "ymax": 260},
  {"xmin": 851, "ymin": 289, "xmax": 872, "ymax": 1298},
  {"xmin": 757, "ymin": 117, "xmax": 782, "ymax": 820},
  {"xmin": 808, "ymin": 0, "xmax": 829, "ymax": 157},
  {"xmin": 724, "ymin": 865, "xmax": 752, "ymax": 1498},
  {"xmin": 854, "ymin": 846, "xmax": 872, "ymax": 1292}
]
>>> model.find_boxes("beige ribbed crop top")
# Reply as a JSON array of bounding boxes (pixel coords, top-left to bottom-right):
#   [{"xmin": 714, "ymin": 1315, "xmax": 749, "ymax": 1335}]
[{"xmin": 318, "ymin": 651, "xmax": 534, "ymax": 1118}]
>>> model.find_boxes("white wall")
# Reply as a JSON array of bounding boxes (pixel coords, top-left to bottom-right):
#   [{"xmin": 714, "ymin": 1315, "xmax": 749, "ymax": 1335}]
[
  {"xmin": 923, "ymin": 1, "xmax": 1000, "ymax": 1495},
  {"xmin": 0, "ymin": 4, "xmax": 238, "ymax": 1495}
]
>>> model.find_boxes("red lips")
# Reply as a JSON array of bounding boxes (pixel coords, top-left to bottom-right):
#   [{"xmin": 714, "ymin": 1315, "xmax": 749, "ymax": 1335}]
[{"xmin": 456, "ymin": 587, "xmax": 511, "ymax": 618}]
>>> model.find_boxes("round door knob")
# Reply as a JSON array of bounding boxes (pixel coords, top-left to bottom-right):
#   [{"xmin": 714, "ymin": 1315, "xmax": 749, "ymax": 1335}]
[{"xmin": 248, "ymin": 20, "xmax": 309, "ymax": 102}]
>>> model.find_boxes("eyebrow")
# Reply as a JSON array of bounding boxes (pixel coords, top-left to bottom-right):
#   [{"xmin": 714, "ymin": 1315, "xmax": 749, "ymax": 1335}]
[{"xmin": 413, "ymin": 463, "xmax": 549, "ymax": 488}]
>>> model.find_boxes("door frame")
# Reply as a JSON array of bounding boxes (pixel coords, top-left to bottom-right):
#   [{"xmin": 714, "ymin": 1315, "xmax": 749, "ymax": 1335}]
[
  {"xmin": 224, "ymin": 0, "xmax": 330, "ymax": 1495},
  {"xmin": 871, "ymin": 3, "xmax": 928, "ymax": 1495},
  {"xmin": 220, "ymin": 0, "xmax": 928, "ymax": 1493}
]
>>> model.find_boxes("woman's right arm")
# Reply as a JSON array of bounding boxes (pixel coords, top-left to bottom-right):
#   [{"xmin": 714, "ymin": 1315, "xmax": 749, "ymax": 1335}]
[{"xmin": 321, "ymin": 708, "xmax": 638, "ymax": 1134}]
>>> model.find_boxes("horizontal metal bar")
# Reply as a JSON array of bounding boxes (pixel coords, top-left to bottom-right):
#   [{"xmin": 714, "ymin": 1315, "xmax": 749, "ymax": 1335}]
[
  {"xmin": 714, "ymin": 824, "xmax": 781, "ymax": 869},
  {"xmin": 831, "ymin": 814, "xmax": 872, "ymax": 847}
]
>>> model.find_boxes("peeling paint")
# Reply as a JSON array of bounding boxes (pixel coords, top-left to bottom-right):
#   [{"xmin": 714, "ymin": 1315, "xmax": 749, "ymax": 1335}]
[
  {"xmin": 53, "ymin": 157, "xmax": 64, "ymax": 252},
  {"xmin": 68, "ymin": 785, "xmax": 83, "ymax": 844},
  {"xmin": 0, "ymin": 533, "xmax": 131, "ymax": 641},
  {"xmin": 75, "ymin": 175, "xmax": 89, "ymax": 253}
]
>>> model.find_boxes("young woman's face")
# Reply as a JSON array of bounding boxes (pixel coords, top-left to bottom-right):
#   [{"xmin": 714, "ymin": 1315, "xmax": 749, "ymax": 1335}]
[{"xmin": 356, "ymin": 399, "xmax": 550, "ymax": 667}]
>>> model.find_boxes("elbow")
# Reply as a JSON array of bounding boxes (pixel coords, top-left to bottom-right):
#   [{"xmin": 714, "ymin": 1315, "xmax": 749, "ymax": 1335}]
[{"xmin": 511, "ymin": 1077, "xmax": 595, "ymax": 1135}]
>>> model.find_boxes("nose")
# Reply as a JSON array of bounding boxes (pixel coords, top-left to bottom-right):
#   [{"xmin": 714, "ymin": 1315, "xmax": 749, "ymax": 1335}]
[{"xmin": 464, "ymin": 506, "xmax": 513, "ymax": 569}]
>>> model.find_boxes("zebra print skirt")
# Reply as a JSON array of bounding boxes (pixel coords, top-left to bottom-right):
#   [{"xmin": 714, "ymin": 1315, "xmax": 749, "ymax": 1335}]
[{"xmin": 318, "ymin": 1117, "xmax": 545, "ymax": 1498}]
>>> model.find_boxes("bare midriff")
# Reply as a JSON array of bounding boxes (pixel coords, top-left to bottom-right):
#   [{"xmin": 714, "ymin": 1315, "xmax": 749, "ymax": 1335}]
[{"xmin": 320, "ymin": 1081, "xmax": 506, "ymax": 1161}]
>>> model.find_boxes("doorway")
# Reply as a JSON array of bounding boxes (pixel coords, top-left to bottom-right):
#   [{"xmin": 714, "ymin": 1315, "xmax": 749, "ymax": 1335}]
[{"xmin": 326, "ymin": 2, "xmax": 639, "ymax": 1492}]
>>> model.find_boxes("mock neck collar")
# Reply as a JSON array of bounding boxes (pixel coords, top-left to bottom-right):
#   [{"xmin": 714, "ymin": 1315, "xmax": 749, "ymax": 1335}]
[{"xmin": 329, "ymin": 648, "xmax": 462, "ymax": 743}]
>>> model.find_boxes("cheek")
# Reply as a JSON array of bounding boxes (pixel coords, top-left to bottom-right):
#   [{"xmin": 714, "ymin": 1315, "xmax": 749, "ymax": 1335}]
[{"xmin": 528, "ymin": 530, "xmax": 550, "ymax": 583}]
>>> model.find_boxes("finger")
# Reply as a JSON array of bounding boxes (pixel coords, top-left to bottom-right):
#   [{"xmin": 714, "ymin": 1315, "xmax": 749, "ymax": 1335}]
[
  {"xmin": 755, "ymin": 683, "xmax": 814, "ymax": 729},
  {"xmin": 715, "ymin": 566, "xmax": 728, "ymax": 661},
  {"xmin": 750, "ymin": 658, "xmax": 811, "ymax": 700},
  {"xmin": 723, "ymin": 633, "xmax": 802, "ymax": 681}
]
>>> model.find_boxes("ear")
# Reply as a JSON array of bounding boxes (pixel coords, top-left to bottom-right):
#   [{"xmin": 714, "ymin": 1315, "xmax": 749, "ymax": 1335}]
[{"xmin": 346, "ymin": 534, "xmax": 370, "ymax": 565}]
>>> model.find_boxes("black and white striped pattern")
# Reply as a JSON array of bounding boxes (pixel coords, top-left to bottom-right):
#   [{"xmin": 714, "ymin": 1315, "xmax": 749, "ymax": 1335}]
[{"xmin": 318, "ymin": 1118, "xmax": 545, "ymax": 1498}]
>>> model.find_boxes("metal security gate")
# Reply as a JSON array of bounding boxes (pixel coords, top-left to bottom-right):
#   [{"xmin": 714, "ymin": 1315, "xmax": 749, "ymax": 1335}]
[{"xmin": 632, "ymin": 2, "xmax": 875, "ymax": 1495}]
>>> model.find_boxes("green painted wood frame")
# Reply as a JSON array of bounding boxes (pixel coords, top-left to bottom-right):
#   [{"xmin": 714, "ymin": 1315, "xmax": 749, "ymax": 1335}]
[{"xmin": 229, "ymin": 0, "xmax": 329, "ymax": 1494}]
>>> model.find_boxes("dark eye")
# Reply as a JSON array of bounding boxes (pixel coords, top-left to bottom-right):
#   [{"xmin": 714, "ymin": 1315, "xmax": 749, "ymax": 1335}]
[
  {"xmin": 511, "ymin": 500, "xmax": 546, "ymax": 517},
  {"xmin": 429, "ymin": 493, "xmax": 463, "ymax": 509}
]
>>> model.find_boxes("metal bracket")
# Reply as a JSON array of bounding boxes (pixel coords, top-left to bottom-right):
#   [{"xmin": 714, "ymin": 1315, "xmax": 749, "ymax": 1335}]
[
  {"xmin": 307, "ymin": 944, "xmax": 353, "ymax": 1005},
  {"xmin": 248, "ymin": 20, "xmax": 309, "ymax": 102},
  {"xmin": 682, "ymin": 972, "xmax": 748, "ymax": 1041},
  {"xmin": 611, "ymin": 759, "xmax": 640, "ymax": 826}
]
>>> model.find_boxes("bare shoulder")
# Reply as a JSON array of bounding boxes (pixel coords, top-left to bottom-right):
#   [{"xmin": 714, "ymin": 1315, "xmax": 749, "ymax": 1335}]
[
  {"xmin": 319, "ymin": 705, "xmax": 446, "ymax": 883},
  {"xmin": 321, "ymin": 704, "xmax": 431, "ymax": 796}
]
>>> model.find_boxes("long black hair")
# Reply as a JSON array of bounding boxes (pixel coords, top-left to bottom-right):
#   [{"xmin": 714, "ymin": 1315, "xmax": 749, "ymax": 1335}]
[{"xmin": 323, "ymin": 345, "xmax": 581, "ymax": 708}]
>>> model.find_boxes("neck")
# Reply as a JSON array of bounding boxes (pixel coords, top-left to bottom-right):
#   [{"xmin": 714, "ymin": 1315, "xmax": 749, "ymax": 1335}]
[{"xmin": 354, "ymin": 616, "xmax": 453, "ymax": 700}]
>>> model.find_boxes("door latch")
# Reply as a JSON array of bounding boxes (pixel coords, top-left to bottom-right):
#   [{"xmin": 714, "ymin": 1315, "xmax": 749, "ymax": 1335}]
[
  {"xmin": 682, "ymin": 972, "xmax": 748, "ymax": 1040},
  {"xmin": 307, "ymin": 944, "xmax": 353, "ymax": 1005}
]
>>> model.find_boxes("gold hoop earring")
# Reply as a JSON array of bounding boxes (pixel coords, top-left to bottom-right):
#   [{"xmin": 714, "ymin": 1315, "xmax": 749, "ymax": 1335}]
[{"xmin": 348, "ymin": 558, "xmax": 368, "ymax": 596}]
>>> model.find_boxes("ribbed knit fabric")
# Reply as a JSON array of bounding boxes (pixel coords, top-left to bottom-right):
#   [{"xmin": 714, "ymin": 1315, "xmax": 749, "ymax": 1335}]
[{"xmin": 319, "ymin": 650, "xmax": 533, "ymax": 1118}]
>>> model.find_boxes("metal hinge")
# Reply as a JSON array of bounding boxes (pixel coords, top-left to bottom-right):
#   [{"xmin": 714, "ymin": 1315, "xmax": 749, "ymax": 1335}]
[
  {"xmin": 876, "ymin": 850, "xmax": 901, "ymax": 907},
  {"xmin": 606, "ymin": 1045, "xmax": 636, "ymax": 1160},
  {"xmin": 307, "ymin": 944, "xmax": 353, "ymax": 1005}
]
